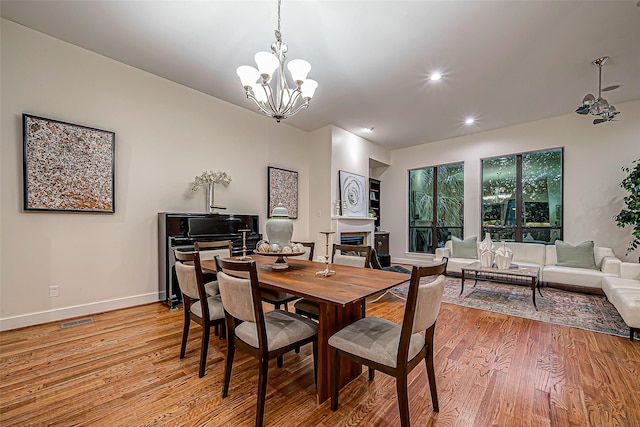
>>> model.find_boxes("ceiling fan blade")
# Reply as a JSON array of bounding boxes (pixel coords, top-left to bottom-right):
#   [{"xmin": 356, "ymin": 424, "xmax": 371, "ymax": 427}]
[
  {"xmin": 602, "ymin": 85, "xmax": 620, "ymax": 92},
  {"xmin": 575, "ymin": 105, "xmax": 590, "ymax": 115}
]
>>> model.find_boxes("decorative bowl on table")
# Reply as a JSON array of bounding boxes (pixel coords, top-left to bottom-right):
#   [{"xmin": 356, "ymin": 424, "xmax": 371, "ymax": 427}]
[{"xmin": 254, "ymin": 240, "xmax": 307, "ymax": 269}]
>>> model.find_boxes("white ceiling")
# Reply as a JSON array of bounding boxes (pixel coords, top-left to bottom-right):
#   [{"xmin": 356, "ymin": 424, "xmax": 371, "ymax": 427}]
[{"xmin": 2, "ymin": 1, "xmax": 640, "ymax": 150}]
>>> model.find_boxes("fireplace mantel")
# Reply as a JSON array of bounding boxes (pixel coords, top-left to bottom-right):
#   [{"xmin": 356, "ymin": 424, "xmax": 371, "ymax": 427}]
[{"xmin": 331, "ymin": 216, "xmax": 376, "ymax": 246}]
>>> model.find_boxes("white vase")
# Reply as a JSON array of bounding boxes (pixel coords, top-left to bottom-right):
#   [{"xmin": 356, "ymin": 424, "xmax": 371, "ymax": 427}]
[
  {"xmin": 478, "ymin": 232, "xmax": 495, "ymax": 268},
  {"xmin": 266, "ymin": 204, "xmax": 293, "ymax": 248},
  {"xmin": 495, "ymin": 242, "xmax": 513, "ymax": 270},
  {"xmin": 206, "ymin": 183, "xmax": 215, "ymax": 213}
]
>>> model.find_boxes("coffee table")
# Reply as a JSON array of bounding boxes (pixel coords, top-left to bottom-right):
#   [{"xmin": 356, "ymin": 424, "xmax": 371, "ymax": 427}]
[{"xmin": 460, "ymin": 261, "xmax": 543, "ymax": 310}]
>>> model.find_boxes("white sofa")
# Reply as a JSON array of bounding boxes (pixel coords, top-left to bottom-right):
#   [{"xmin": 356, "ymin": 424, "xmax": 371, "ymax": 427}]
[
  {"xmin": 435, "ymin": 240, "xmax": 622, "ymax": 292},
  {"xmin": 603, "ymin": 262, "xmax": 640, "ymax": 341}
]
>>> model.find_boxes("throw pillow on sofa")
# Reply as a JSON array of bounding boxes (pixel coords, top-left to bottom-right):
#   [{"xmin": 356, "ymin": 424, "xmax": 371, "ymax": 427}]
[
  {"xmin": 452, "ymin": 236, "xmax": 478, "ymax": 259},
  {"xmin": 555, "ymin": 240, "xmax": 597, "ymax": 269}
]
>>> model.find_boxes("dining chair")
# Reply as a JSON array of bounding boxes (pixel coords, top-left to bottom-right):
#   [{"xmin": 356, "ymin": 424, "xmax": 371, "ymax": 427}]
[
  {"xmin": 174, "ymin": 250, "xmax": 226, "ymax": 378},
  {"xmin": 215, "ymin": 257, "xmax": 318, "ymax": 427},
  {"xmin": 194, "ymin": 240, "xmax": 233, "ymax": 297},
  {"xmin": 261, "ymin": 242, "xmax": 315, "ymax": 311},
  {"xmin": 369, "ymin": 248, "xmax": 448, "ymax": 302},
  {"xmin": 328, "ymin": 260, "xmax": 447, "ymax": 427},
  {"xmin": 294, "ymin": 244, "xmax": 371, "ymax": 320}
]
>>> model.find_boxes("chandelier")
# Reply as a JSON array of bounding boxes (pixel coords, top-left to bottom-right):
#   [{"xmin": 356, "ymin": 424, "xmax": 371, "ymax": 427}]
[
  {"xmin": 575, "ymin": 56, "xmax": 620, "ymax": 125},
  {"xmin": 236, "ymin": 0, "xmax": 318, "ymax": 123}
]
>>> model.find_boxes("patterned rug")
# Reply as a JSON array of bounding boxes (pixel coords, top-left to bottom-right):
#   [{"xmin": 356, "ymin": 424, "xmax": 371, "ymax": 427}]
[{"xmin": 391, "ymin": 276, "xmax": 628, "ymax": 338}]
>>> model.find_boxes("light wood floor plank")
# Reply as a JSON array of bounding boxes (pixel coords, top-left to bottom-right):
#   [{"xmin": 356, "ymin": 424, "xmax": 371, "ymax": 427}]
[{"xmin": 1, "ymin": 296, "xmax": 639, "ymax": 426}]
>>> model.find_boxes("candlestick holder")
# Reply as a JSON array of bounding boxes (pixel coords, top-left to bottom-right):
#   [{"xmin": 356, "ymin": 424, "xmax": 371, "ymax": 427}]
[
  {"xmin": 316, "ymin": 231, "xmax": 336, "ymax": 277},
  {"xmin": 235, "ymin": 228, "xmax": 252, "ymax": 260}
]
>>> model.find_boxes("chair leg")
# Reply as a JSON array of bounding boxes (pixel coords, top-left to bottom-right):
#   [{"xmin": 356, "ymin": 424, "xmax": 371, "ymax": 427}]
[
  {"xmin": 330, "ymin": 346, "xmax": 340, "ymax": 411},
  {"xmin": 222, "ymin": 336, "xmax": 235, "ymax": 398},
  {"xmin": 425, "ymin": 333, "xmax": 439, "ymax": 411},
  {"xmin": 396, "ymin": 375, "xmax": 410, "ymax": 427},
  {"xmin": 198, "ymin": 323, "xmax": 210, "ymax": 378},
  {"xmin": 368, "ymin": 367, "xmax": 375, "ymax": 380},
  {"xmin": 631, "ymin": 327, "xmax": 638, "ymax": 342},
  {"xmin": 277, "ymin": 355, "xmax": 283, "ymax": 368},
  {"xmin": 256, "ymin": 358, "xmax": 269, "ymax": 427},
  {"xmin": 180, "ymin": 310, "xmax": 190, "ymax": 359}
]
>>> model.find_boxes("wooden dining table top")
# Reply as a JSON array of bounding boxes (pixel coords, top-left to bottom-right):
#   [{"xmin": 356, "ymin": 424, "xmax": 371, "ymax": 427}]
[{"xmin": 200, "ymin": 255, "xmax": 411, "ymax": 306}]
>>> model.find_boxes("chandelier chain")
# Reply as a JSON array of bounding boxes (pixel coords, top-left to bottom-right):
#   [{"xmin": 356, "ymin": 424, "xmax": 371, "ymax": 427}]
[{"xmin": 276, "ymin": 0, "xmax": 282, "ymax": 41}]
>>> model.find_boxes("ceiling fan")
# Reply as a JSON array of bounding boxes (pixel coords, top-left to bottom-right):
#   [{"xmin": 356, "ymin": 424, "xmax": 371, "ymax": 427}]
[{"xmin": 575, "ymin": 56, "xmax": 621, "ymax": 125}]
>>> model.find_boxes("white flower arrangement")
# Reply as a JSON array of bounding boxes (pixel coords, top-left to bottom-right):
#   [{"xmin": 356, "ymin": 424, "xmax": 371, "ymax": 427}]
[{"xmin": 191, "ymin": 170, "xmax": 232, "ymax": 192}]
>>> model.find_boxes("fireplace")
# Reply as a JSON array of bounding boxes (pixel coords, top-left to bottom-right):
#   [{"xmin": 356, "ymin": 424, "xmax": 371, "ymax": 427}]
[
  {"xmin": 331, "ymin": 217, "xmax": 375, "ymax": 247},
  {"xmin": 340, "ymin": 232, "xmax": 367, "ymax": 246}
]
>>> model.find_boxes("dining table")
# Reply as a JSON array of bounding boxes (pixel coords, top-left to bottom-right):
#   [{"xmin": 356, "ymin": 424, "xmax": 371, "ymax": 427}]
[{"xmin": 200, "ymin": 255, "xmax": 411, "ymax": 403}]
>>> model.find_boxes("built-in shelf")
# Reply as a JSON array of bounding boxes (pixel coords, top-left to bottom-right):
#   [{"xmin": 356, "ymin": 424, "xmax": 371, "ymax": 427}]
[{"xmin": 369, "ymin": 178, "xmax": 381, "ymax": 229}]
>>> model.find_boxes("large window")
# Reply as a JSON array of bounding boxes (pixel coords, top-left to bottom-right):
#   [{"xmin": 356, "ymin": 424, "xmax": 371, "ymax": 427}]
[
  {"xmin": 481, "ymin": 148, "xmax": 563, "ymax": 243},
  {"xmin": 409, "ymin": 162, "xmax": 464, "ymax": 253}
]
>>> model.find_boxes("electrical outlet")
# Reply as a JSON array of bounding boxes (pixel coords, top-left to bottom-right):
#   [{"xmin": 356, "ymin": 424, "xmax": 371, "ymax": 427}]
[{"xmin": 49, "ymin": 285, "xmax": 59, "ymax": 298}]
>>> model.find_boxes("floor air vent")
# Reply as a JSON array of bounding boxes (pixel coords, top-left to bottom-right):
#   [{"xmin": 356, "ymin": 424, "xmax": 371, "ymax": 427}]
[{"xmin": 60, "ymin": 318, "xmax": 94, "ymax": 328}]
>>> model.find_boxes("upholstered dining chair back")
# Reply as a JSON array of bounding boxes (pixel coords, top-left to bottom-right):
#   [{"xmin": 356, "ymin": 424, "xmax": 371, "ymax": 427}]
[
  {"xmin": 409, "ymin": 261, "xmax": 448, "ymax": 333},
  {"xmin": 174, "ymin": 251, "xmax": 203, "ymax": 301},
  {"xmin": 411, "ymin": 275, "xmax": 446, "ymax": 334},
  {"xmin": 216, "ymin": 270, "xmax": 257, "ymax": 323},
  {"xmin": 332, "ymin": 244, "xmax": 371, "ymax": 268},
  {"xmin": 194, "ymin": 240, "xmax": 232, "ymax": 260}
]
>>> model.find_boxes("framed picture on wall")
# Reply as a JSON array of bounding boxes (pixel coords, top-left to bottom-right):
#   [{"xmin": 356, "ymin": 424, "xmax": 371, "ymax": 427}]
[
  {"xmin": 268, "ymin": 166, "xmax": 298, "ymax": 218},
  {"xmin": 23, "ymin": 114, "xmax": 116, "ymax": 213},
  {"xmin": 339, "ymin": 170, "xmax": 367, "ymax": 217}
]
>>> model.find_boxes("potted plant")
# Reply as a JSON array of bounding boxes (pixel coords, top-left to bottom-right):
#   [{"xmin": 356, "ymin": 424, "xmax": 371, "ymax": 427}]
[{"xmin": 614, "ymin": 159, "xmax": 640, "ymax": 255}]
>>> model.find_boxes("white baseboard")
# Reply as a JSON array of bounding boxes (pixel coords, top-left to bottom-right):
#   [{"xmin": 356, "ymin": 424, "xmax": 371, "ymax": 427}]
[{"xmin": 0, "ymin": 292, "xmax": 161, "ymax": 331}]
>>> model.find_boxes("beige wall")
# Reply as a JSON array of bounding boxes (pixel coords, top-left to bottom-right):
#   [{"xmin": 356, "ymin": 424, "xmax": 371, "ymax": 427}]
[
  {"xmin": 0, "ymin": 19, "xmax": 312, "ymax": 329},
  {"xmin": 3, "ymin": 17, "xmax": 638, "ymax": 330},
  {"xmin": 385, "ymin": 99, "xmax": 640, "ymax": 264}
]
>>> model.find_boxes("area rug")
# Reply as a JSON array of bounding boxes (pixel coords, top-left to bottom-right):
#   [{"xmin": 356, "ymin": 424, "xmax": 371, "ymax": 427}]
[{"xmin": 390, "ymin": 276, "xmax": 629, "ymax": 338}]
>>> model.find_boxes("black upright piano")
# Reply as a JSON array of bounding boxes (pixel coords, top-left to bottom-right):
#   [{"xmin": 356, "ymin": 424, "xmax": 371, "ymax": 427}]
[{"xmin": 158, "ymin": 212, "xmax": 262, "ymax": 308}]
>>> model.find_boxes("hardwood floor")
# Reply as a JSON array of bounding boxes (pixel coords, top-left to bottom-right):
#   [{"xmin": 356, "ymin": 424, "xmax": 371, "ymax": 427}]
[{"xmin": 1, "ymin": 296, "xmax": 639, "ymax": 426}]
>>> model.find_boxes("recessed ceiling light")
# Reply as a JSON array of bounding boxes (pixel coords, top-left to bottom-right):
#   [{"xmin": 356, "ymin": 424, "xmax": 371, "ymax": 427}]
[
  {"xmin": 464, "ymin": 117, "xmax": 475, "ymax": 125},
  {"xmin": 363, "ymin": 127, "xmax": 374, "ymax": 132},
  {"xmin": 430, "ymin": 72, "xmax": 443, "ymax": 81}
]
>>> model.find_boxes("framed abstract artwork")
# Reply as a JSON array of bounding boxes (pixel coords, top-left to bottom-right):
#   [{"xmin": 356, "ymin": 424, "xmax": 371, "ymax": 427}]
[
  {"xmin": 23, "ymin": 114, "xmax": 115, "ymax": 213},
  {"xmin": 339, "ymin": 170, "xmax": 367, "ymax": 217},
  {"xmin": 268, "ymin": 166, "xmax": 298, "ymax": 218}
]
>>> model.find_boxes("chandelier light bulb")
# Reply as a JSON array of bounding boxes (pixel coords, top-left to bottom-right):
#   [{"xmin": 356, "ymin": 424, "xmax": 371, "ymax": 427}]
[
  {"xmin": 300, "ymin": 79, "xmax": 318, "ymax": 100},
  {"xmin": 254, "ymin": 51, "xmax": 279, "ymax": 79},
  {"xmin": 287, "ymin": 59, "xmax": 311, "ymax": 85},
  {"xmin": 465, "ymin": 117, "xmax": 475, "ymax": 125},
  {"xmin": 430, "ymin": 72, "xmax": 443, "ymax": 81},
  {"xmin": 236, "ymin": 66, "xmax": 260, "ymax": 89}
]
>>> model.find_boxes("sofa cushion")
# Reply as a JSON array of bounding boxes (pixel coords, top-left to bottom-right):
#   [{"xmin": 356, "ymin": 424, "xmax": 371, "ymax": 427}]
[
  {"xmin": 555, "ymin": 240, "xmax": 597, "ymax": 269},
  {"xmin": 451, "ymin": 236, "xmax": 477, "ymax": 259},
  {"xmin": 543, "ymin": 265, "xmax": 612, "ymax": 289}
]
